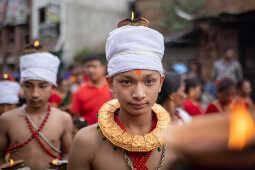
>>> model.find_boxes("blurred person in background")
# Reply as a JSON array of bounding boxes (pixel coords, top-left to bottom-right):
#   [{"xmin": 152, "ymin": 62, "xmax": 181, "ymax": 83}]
[
  {"xmin": 212, "ymin": 48, "xmax": 242, "ymax": 84},
  {"xmin": 70, "ymin": 71, "xmax": 85, "ymax": 95},
  {"xmin": 0, "ymin": 81, "xmax": 20, "ymax": 115},
  {"xmin": 70, "ymin": 54, "xmax": 112, "ymax": 125},
  {"xmin": 72, "ymin": 117, "xmax": 88, "ymax": 136},
  {"xmin": 237, "ymin": 79, "xmax": 254, "ymax": 110},
  {"xmin": 157, "ymin": 72, "xmax": 191, "ymax": 123},
  {"xmin": 205, "ymin": 78, "xmax": 236, "ymax": 114},
  {"xmin": 187, "ymin": 62, "xmax": 201, "ymax": 82},
  {"xmin": 184, "ymin": 78, "xmax": 204, "ymax": 116},
  {"xmin": 49, "ymin": 77, "xmax": 72, "ymax": 111},
  {"xmin": 201, "ymin": 82, "xmax": 216, "ymax": 109}
]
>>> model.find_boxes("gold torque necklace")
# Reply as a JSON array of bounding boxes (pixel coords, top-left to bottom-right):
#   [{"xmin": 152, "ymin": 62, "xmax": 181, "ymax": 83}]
[{"xmin": 98, "ymin": 99, "xmax": 170, "ymax": 152}]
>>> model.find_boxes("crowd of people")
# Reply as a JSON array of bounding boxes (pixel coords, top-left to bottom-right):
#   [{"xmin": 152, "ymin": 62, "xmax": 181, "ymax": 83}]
[{"xmin": 0, "ymin": 16, "xmax": 255, "ymax": 170}]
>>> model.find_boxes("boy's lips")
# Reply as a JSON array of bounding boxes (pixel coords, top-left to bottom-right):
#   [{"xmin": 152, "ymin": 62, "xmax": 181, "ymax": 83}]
[{"xmin": 129, "ymin": 103, "xmax": 147, "ymax": 109}]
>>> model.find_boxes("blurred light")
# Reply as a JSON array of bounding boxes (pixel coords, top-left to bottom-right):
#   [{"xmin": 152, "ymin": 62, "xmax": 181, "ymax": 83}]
[
  {"xmin": 3, "ymin": 73, "xmax": 8, "ymax": 79},
  {"xmin": 228, "ymin": 101, "xmax": 255, "ymax": 150},
  {"xmin": 34, "ymin": 40, "xmax": 40, "ymax": 48},
  {"xmin": 51, "ymin": 159, "xmax": 59, "ymax": 165},
  {"xmin": 131, "ymin": 11, "xmax": 134, "ymax": 21},
  {"xmin": 9, "ymin": 159, "xmax": 14, "ymax": 167}
]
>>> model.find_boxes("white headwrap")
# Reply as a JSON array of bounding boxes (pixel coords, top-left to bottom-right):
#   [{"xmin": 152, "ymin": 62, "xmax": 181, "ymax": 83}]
[
  {"xmin": 20, "ymin": 52, "xmax": 60, "ymax": 85},
  {"xmin": 0, "ymin": 81, "xmax": 20, "ymax": 104},
  {"xmin": 106, "ymin": 25, "xmax": 164, "ymax": 76}
]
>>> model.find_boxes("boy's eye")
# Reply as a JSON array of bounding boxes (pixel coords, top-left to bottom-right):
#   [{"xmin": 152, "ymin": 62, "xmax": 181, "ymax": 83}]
[
  {"xmin": 24, "ymin": 84, "xmax": 32, "ymax": 88},
  {"xmin": 145, "ymin": 79, "xmax": 155, "ymax": 86},
  {"xmin": 120, "ymin": 80, "xmax": 131, "ymax": 86},
  {"xmin": 39, "ymin": 84, "xmax": 48, "ymax": 88}
]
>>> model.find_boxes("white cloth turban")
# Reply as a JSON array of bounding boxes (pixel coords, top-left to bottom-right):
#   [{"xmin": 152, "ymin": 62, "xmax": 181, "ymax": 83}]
[
  {"xmin": 0, "ymin": 81, "xmax": 20, "ymax": 104},
  {"xmin": 106, "ymin": 25, "xmax": 164, "ymax": 76},
  {"xmin": 20, "ymin": 52, "xmax": 60, "ymax": 85}
]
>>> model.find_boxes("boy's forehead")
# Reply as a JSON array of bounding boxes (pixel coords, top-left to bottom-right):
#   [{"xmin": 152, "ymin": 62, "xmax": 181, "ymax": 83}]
[
  {"xmin": 115, "ymin": 69, "xmax": 160, "ymax": 78},
  {"xmin": 23, "ymin": 80, "xmax": 51, "ymax": 84}
]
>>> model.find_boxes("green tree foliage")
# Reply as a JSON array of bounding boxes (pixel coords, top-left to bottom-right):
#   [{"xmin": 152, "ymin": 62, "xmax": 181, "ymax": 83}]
[
  {"xmin": 161, "ymin": 0, "xmax": 206, "ymax": 33},
  {"xmin": 74, "ymin": 48, "xmax": 93, "ymax": 63}
]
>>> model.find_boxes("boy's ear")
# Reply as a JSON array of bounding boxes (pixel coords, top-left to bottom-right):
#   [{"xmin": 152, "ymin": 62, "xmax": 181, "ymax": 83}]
[
  {"xmin": 159, "ymin": 75, "xmax": 165, "ymax": 93},
  {"xmin": 106, "ymin": 76, "xmax": 113, "ymax": 90}
]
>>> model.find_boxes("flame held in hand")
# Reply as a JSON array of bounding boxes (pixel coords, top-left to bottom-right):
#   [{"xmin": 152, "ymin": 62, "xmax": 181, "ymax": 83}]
[
  {"xmin": 3, "ymin": 73, "xmax": 8, "ymax": 79},
  {"xmin": 131, "ymin": 11, "xmax": 134, "ymax": 21},
  {"xmin": 51, "ymin": 159, "xmax": 59, "ymax": 165},
  {"xmin": 9, "ymin": 159, "xmax": 14, "ymax": 167},
  {"xmin": 34, "ymin": 40, "xmax": 40, "ymax": 48},
  {"xmin": 228, "ymin": 102, "xmax": 255, "ymax": 150}
]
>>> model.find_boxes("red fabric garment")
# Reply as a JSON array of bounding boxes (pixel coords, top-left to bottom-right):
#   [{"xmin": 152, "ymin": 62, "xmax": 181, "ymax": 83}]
[
  {"xmin": 114, "ymin": 113, "xmax": 157, "ymax": 170},
  {"xmin": 205, "ymin": 103, "xmax": 220, "ymax": 114},
  {"xmin": 49, "ymin": 93, "xmax": 62, "ymax": 105},
  {"xmin": 71, "ymin": 80, "xmax": 112, "ymax": 125},
  {"xmin": 84, "ymin": 74, "xmax": 90, "ymax": 82},
  {"xmin": 184, "ymin": 99, "xmax": 204, "ymax": 116}
]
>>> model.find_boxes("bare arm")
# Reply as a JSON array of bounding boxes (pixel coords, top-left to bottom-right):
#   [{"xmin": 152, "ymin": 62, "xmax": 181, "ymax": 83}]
[
  {"xmin": 0, "ymin": 115, "xmax": 9, "ymax": 164},
  {"xmin": 61, "ymin": 113, "xmax": 73, "ymax": 160},
  {"xmin": 167, "ymin": 113, "xmax": 255, "ymax": 168},
  {"xmin": 67, "ymin": 126, "xmax": 97, "ymax": 170}
]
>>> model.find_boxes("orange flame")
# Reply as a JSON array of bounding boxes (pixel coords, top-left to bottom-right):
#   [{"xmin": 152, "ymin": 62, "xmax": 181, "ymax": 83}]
[
  {"xmin": 228, "ymin": 101, "xmax": 255, "ymax": 150},
  {"xmin": 131, "ymin": 11, "xmax": 135, "ymax": 21},
  {"xmin": 9, "ymin": 159, "xmax": 14, "ymax": 167},
  {"xmin": 51, "ymin": 159, "xmax": 59, "ymax": 165},
  {"xmin": 3, "ymin": 73, "xmax": 8, "ymax": 79},
  {"xmin": 34, "ymin": 40, "xmax": 40, "ymax": 48}
]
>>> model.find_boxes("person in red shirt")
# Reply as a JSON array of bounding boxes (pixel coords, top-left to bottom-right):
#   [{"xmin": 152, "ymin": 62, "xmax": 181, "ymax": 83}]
[
  {"xmin": 71, "ymin": 55, "xmax": 112, "ymax": 124},
  {"xmin": 49, "ymin": 78, "xmax": 71, "ymax": 111},
  {"xmin": 205, "ymin": 78, "xmax": 236, "ymax": 114},
  {"xmin": 184, "ymin": 78, "xmax": 204, "ymax": 116},
  {"xmin": 237, "ymin": 79, "xmax": 254, "ymax": 110}
]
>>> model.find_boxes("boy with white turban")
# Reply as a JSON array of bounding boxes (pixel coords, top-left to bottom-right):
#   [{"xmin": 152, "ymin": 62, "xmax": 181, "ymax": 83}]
[
  {"xmin": 68, "ymin": 18, "xmax": 255, "ymax": 170},
  {"xmin": 0, "ymin": 44, "xmax": 73, "ymax": 170},
  {"xmin": 0, "ymin": 81, "xmax": 20, "ymax": 115}
]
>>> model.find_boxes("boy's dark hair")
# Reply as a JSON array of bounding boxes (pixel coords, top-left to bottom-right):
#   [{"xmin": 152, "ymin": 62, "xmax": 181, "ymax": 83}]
[
  {"xmin": 84, "ymin": 54, "xmax": 107, "ymax": 65},
  {"xmin": 185, "ymin": 78, "xmax": 201, "ymax": 94},
  {"xmin": 73, "ymin": 118, "xmax": 88, "ymax": 130},
  {"xmin": 157, "ymin": 72, "xmax": 181, "ymax": 104},
  {"xmin": 217, "ymin": 78, "xmax": 236, "ymax": 93}
]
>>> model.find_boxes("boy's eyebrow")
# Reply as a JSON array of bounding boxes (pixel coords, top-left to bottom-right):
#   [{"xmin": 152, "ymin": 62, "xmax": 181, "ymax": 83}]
[
  {"xmin": 119, "ymin": 75, "xmax": 134, "ymax": 79},
  {"xmin": 39, "ymin": 82, "xmax": 48, "ymax": 85},
  {"xmin": 143, "ymin": 74, "xmax": 156, "ymax": 78},
  {"xmin": 24, "ymin": 82, "xmax": 33, "ymax": 85},
  {"xmin": 119, "ymin": 73, "xmax": 158, "ymax": 79}
]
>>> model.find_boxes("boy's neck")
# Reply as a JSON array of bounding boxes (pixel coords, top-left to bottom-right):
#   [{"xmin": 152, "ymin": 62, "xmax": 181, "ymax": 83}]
[
  {"xmin": 118, "ymin": 108, "xmax": 153, "ymax": 135},
  {"xmin": 25, "ymin": 103, "xmax": 49, "ymax": 115}
]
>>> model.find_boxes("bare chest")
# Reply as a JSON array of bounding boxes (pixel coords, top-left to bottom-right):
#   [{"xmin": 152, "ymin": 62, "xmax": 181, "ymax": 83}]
[
  {"xmin": 93, "ymin": 140, "xmax": 178, "ymax": 170},
  {"xmin": 7, "ymin": 113, "xmax": 64, "ymax": 151}
]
